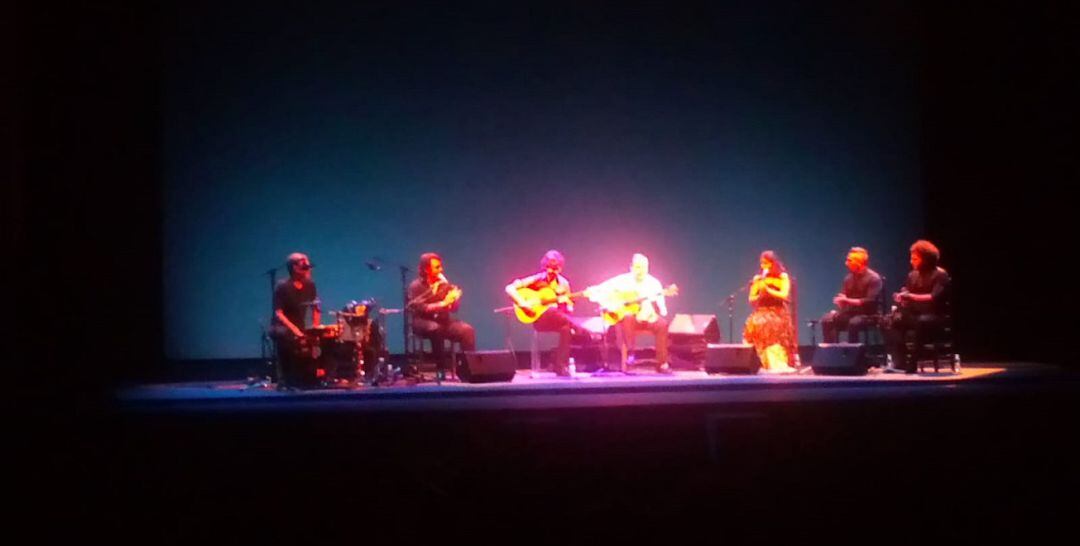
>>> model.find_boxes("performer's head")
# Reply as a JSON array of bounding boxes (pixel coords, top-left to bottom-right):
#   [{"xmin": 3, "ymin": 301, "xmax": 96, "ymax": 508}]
[
  {"xmin": 909, "ymin": 240, "xmax": 939, "ymax": 272},
  {"xmin": 541, "ymin": 250, "xmax": 565, "ymax": 277},
  {"xmin": 845, "ymin": 247, "xmax": 869, "ymax": 274},
  {"xmin": 631, "ymin": 253, "xmax": 649, "ymax": 281},
  {"xmin": 419, "ymin": 252, "xmax": 444, "ymax": 283},
  {"xmin": 286, "ymin": 252, "xmax": 313, "ymax": 282},
  {"xmin": 759, "ymin": 250, "xmax": 785, "ymax": 276}
]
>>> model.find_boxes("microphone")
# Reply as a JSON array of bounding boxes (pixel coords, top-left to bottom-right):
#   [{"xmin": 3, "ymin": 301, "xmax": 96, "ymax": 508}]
[
  {"xmin": 438, "ymin": 273, "xmax": 449, "ymax": 285},
  {"xmin": 365, "ymin": 261, "xmax": 382, "ymax": 271}
]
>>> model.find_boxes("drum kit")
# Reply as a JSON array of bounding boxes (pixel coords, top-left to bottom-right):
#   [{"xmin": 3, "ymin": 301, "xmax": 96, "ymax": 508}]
[{"xmin": 281, "ymin": 299, "xmax": 401, "ymax": 388}]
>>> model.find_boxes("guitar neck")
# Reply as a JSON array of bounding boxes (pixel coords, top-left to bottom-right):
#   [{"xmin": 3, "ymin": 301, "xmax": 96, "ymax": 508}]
[
  {"xmin": 518, "ymin": 287, "xmax": 587, "ymax": 303},
  {"xmin": 633, "ymin": 287, "xmax": 676, "ymax": 304}
]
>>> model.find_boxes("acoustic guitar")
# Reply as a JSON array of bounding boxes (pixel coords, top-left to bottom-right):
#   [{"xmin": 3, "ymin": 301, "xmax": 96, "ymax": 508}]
[
  {"xmin": 600, "ymin": 284, "xmax": 679, "ymax": 325},
  {"xmin": 512, "ymin": 286, "xmax": 589, "ymax": 324}
]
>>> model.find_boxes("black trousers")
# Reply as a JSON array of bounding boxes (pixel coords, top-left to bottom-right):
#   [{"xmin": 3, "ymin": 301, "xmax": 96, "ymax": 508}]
[
  {"xmin": 883, "ymin": 311, "xmax": 943, "ymax": 371},
  {"xmin": 273, "ymin": 334, "xmax": 328, "ymax": 387},
  {"xmin": 533, "ymin": 309, "xmax": 573, "ymax": 372},
  {"xmin": 412, "ymin": 317, "xmax": 476, "ymax": 371},
  {"xmin": 821, "ymin": 310, "xmax": 876, "ymax": 343}
]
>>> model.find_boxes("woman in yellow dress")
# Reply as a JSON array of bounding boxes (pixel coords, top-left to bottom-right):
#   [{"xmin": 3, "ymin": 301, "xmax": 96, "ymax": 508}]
[{"xmin": 744, "ymin": 251, "xmax": 797, "ymax": 373}]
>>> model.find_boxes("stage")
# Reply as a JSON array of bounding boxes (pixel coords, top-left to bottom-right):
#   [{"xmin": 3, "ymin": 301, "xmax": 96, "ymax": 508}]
[{"xmin": 117, "ymin": 363, "xmax": 1040, "ymax": 413}]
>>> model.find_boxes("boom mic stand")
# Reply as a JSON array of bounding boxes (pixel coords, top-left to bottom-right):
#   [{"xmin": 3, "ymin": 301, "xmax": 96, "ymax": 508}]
[
  {"xmin": 722, "ymin": 283, "xmax": 748, "ymax": 344},
  {"xmin": 399, "ymin": 265, "xmax": 412, "ymax": 364},
  {"xmin": 364, "ymin": 257, "xmax": 412, "ymax": 381},
  {"xmin": 249, "ymin": 265, "xmax": 281, "ymax": 389}
]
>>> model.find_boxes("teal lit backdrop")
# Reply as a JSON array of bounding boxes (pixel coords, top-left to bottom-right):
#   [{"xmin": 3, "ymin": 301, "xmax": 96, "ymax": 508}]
[{"xmin": 163, "ymin": 1, "xmax": 923, "ymax": 359}]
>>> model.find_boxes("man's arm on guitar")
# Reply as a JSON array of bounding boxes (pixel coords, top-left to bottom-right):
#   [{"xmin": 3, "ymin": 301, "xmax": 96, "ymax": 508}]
[
  {"xmin": 505, "ymin": 277, "xmax": 532, "ymax": 308},
  {"xmin": 648, "ymin": 278, "xmax": 669, "ymax": 316},
  {"xmin": 583, "ymin": 277, "xmax": 617, "ymax": 308},
  {"xmin": 559, "ymin": 279, "xmax": 574, "ymax": 313}
]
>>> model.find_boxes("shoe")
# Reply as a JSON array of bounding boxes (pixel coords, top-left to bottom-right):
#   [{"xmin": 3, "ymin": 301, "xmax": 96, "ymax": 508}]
[{"xmin": 656, "ymin": 363, "xmax": 673, "ymax": 375}]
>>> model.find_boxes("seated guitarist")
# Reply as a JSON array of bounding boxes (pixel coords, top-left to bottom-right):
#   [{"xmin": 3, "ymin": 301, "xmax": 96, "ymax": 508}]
[
  {"xmin": 587, "ymin": 253, "xmax": 673, "ymax": 374},
  {"xmin": 407, "ymin": 253, "xmax": 476, "ymax": 376},
  {"xmin": 505, "ymin": 250, "xmax": 575, "ymax": 376}
]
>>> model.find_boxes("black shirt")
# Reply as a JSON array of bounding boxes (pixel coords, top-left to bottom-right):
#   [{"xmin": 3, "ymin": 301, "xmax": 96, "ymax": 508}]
[
  {"xmin": 903, "ymin": 267, "xmax": 950, "ymax": 314},
  {"xmin": 510, "ymin": 272, "xmax": 572, "ymax": 312},
  {"xmin": 407, "ymin": 278, "xmax": 459, "ymax": 323},
  {"xmin": 274, "ymin": 279, "xmax": 318, "ymax": 332},
  {"xmin": 841, "ymin": 268, "xmax": 883, "ymax": 315}
]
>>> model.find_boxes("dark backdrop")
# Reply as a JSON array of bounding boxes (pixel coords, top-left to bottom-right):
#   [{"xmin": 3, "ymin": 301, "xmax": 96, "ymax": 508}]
[
  {"xmin": 12, "ymin": 0, "xmax": 1076, "ymax": 386},
  {"xmin": 11, "ymin": 1, "xmax": 1078, "ymax": 540}
]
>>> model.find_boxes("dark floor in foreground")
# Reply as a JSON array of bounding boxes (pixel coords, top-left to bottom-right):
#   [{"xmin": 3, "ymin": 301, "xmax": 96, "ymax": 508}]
[{"xmin": 44, "ymin": 363, "xmax": 1080, "ymax": 540}]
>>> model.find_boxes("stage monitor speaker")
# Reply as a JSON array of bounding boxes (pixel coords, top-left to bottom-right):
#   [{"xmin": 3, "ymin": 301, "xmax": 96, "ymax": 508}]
[
  {"xmin": 811, "ymin": 343, "xmax": 868, "ymax": 375},
  {"xmin": 704, "ymin": 343, "xmax": 760, "ymax": 374},
  {"xmin": 668, "ymin": 314, "xmax": 721, "ymax": 343},
  {"xmin": 458, "ymin": 350, "xmax": 517, "ymax": 383}
]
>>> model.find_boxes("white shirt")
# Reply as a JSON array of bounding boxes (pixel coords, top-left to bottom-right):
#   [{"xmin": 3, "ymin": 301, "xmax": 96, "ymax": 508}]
[{"xmin": 591, "ymin": 272, "xmax": 668, "ymax": 322}]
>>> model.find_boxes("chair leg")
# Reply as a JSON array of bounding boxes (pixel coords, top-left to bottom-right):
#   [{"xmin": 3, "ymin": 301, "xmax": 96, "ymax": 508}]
[
  {"xmin": 530, "ymin": 330, "xmax": 541, "ymax": 377},
  {"xmin": 449, "ymin": 342, "xmax": 459, "ymax": 380},
  {"xmin": 431, "ymin": 339, "xmax": 442, "ymax": 385}
]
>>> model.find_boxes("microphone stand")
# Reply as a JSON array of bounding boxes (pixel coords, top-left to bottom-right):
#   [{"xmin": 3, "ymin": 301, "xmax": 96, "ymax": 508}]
[
  {"xmin": 493, "ymin": 307, "xmax": 516, "ymax": 354},
  {"xmin": 363, "ymin": 257, "xmax": 411, "ymax": 373},
  {"xmin": 251, "ymin": 266, "xmax": 280, "ymax": 388},
  {"xmin": 720, "ymin": 279, "xmax": 753, "ymax": 344},
  {"xmin": 724, "ymin": 293, "xmax": 737, "ymax": 345},
  {"xmin": 399, "ymin": 265, "xmax": 412, "ymax": 363}
]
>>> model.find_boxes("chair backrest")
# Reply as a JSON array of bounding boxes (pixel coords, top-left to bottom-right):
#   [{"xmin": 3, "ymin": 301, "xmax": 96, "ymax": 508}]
[
  {"xmin": 939, "ymin": 274, "xmax": 954, "ymax": 321},
  {"xmin": 789, "ymin": 275, "xmax": 805, "ymax": 365},
  {"xmin": 877, "ymin": 275, "xmax": 888, "ymax": 315},
  {"xmin": 788, "ymin": 274, "xmax": 798, "ymax": 343}
]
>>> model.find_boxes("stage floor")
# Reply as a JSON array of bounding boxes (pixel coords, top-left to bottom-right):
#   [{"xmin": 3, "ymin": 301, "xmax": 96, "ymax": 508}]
[{"xmin": 116, "ymin": 363, "xmax": 1052, "ymax": 413}]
